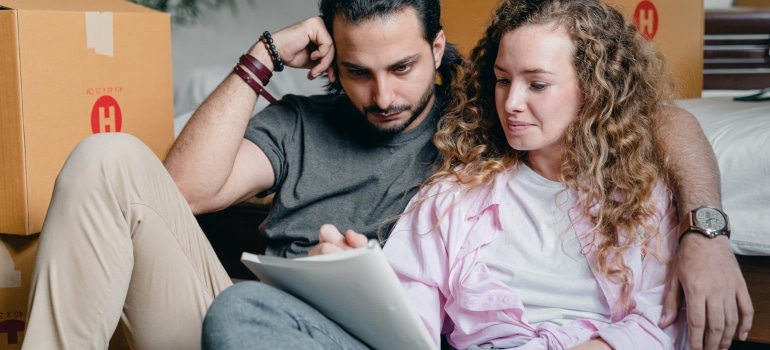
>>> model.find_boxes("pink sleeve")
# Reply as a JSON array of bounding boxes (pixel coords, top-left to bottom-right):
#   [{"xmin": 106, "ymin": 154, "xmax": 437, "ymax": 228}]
[
  {"xmin": 383, "ymin": 187, "xmax": 452, "ymax": 349},
  {"xmin": 598, "ymin": 183, "xmax": 684, "ymax": 350}
]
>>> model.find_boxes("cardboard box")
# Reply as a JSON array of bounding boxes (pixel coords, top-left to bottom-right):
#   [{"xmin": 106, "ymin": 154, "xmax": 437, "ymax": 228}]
[
  {"xmin": 0, "ymin": 234, "xmax": 37, "ymax": 349},
  {"xmin": 0, "ymin": 233, "xmax": 129, "ymax": 349},
  {"xmin": 0, "ymin": 0, "xmax": 174, "ymax": 236},
  {"xmin": 607, "ymin": 0, "xmax": 704, "ymax": 98},
  {"xmin": 443, "ymin": 0, "xmax": 703, "ymax": 98}
]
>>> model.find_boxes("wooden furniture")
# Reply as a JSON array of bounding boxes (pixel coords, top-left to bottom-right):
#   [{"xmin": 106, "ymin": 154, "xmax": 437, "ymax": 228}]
[
  {"xmin": 702, "ymin": 8, "xmax": 770, "ymax": 345},
  {"xmin": 703, "ymin": 7, "xmax": 770, "ymax": 90},
  {"xmin": 737, "ymin": 256, "xmax": 770, "ymax": 344}
]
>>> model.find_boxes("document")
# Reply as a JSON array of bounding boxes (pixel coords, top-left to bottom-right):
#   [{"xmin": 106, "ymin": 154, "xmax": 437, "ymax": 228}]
[{"xmin": 240, "ymin": 240, "xmax": 434, "ymax": 349}]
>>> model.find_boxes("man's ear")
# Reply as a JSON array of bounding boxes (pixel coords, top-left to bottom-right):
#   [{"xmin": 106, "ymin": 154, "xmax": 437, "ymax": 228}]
[
  {"xmin": 432, "ymin": 29, "xmax": 446, "ymax": 69},
  {"xmin": 327, "ymin": 60, "xmax": 338, "ymax": 83}
]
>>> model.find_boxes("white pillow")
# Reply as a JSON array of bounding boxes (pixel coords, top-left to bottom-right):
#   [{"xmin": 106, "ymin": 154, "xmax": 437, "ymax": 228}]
[{"xmin": 677, "ymin": 97, "xmax": 770, "ymax": 255}]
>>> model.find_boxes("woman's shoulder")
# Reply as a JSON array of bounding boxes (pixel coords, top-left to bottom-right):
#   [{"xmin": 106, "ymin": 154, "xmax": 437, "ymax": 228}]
[{"xmin": 414, "ymin": 170, "xmax": 510, "ymax": 213}]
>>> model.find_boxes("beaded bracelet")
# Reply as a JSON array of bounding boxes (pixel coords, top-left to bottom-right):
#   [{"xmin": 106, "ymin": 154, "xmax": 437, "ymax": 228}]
[
  {"xmin": 261, "ymin": 31, "xmax": 284, "ymax": 72},
  {"xmin": 232, "ymin": 64, "xmax": 277, "ymax": 103}
]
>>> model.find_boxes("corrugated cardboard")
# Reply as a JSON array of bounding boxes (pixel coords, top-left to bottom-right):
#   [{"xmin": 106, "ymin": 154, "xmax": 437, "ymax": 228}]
[
  {"xmin": 0, "ymin": 0, "xmax": 174, "ymax": 236},
  {"xmin": 442, "ymin": 0, "xmax": 703, "ymax": 98},
  {"xmin": 0, "ymin": 234, "xmax": 37, "ymax": 349}
]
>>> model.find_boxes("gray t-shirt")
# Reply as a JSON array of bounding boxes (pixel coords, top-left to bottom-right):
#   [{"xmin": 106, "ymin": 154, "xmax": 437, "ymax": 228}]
[{"xmin": 245, "ymin": 93, "xmax": 442, "ymax": 257}]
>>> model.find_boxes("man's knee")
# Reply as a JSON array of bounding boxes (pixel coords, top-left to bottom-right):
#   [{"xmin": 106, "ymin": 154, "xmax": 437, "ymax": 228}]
[
  {"xmin": 57, "ymin": 133, "xmax": 160, "ymax": 186},
  {"xmin": 69, "ymin": 133, "xmax": 152, "ymax": 164}
]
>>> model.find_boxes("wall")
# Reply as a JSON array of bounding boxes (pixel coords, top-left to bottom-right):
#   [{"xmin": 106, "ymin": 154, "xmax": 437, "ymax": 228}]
[
  {"xmin": 705, "ymin": 0, "xmax": 734, "ymax": 7},
  {"xmin": 171, "ymin": 0, "xmax": 319, "ymax": 89}
]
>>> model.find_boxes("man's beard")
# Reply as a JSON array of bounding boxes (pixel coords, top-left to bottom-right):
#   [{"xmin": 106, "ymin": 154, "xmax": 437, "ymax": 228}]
[{"xmin": 362, "ymin": 82, "xmax": 435, "ymax": 136}]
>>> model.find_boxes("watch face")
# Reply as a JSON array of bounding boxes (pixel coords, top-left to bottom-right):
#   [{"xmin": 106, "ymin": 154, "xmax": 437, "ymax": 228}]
[{"xmin": 694, "ymin": 207, "xmax": 727, "ymax": 231}]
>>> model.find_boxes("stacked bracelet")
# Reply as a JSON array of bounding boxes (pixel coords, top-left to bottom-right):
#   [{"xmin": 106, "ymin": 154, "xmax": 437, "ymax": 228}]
[
  {"xmin": 239, "ymin": 54, "xmax": 272, "ymax": 85},
  {"xmin": 261, "ymin": 31, "xmax": 284, "ymax": 72},
  {"xmin": 233, "ymin": 62, "xmax": 277, "ymax": 103}
]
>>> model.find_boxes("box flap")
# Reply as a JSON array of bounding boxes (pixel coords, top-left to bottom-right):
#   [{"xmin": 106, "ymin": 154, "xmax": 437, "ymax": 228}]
[{"xmin": 0, "ymin": 10, "xmax": 28, "ymax": 235}]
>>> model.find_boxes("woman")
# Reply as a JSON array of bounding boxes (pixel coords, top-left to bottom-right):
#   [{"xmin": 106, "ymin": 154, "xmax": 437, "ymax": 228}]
[{"xmin": 383, "ymin": 0, "xmax": 686, "ymax": 348}]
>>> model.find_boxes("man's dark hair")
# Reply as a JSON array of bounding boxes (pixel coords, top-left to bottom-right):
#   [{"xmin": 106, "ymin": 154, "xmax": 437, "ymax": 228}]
[{"xmin": 318, "ymin": 0, "xmax": 463, "ymax": 96}]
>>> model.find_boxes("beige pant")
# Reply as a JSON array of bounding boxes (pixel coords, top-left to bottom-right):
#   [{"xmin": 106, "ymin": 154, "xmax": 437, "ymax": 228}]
[{"xmin": 23, "ymin": 134, "xmax": 233, "ymax": 350}]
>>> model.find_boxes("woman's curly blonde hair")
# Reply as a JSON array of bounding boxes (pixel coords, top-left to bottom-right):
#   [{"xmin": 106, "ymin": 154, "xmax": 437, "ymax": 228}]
[{"xmin": 424, "ymin": 0, "xmax": 676, "ymax": 311}]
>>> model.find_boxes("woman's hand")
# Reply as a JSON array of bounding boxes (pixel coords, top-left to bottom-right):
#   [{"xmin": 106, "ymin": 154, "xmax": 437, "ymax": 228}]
[{"xmin": 308, "ymin": 224, "xmax": 369, "ymax": 256}]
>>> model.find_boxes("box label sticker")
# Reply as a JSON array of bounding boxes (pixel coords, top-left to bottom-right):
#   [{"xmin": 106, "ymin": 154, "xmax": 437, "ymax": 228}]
[
  {"xmin": 633, "ymin": 0, "xmax": 658, "ymax": 40},
  {"xmin": 0, "ymin": 319, "xmax": 25, "ymax": 346},
  {"xmin": 85, "ymin": 12, "xmax": 114, "ymax": 56},
  {"xmin": 91, "ymin": 95, "xmax": 123, "ymax": 133}
]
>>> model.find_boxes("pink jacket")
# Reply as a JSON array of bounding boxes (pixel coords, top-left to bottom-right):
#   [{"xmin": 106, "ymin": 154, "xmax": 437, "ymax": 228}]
[{"xmin": 383, "ymin": 170, "xmax": 686, "ymax": 350}]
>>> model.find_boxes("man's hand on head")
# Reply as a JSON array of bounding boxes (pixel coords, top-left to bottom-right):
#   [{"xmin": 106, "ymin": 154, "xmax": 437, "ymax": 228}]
[
  {"xmin": 270, "ymin": 16, "xmax": 336, "ymax": 80},
  {"xmin": 309, "ymin": 224, "xmax": 369, "ymax": 256}
]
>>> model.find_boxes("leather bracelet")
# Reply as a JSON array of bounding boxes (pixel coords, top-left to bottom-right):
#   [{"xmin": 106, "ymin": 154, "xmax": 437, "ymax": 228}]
[
  {"xmin": 261, "ymin": 31, "xmax": 284, "ymax": 72},
  {"xmin": 239, "ymin": 54, "xmax": 272, "ymax": 86},
  {"xmin": 232, "ymin": 65, "xmax": 277, "ymax": 103}
]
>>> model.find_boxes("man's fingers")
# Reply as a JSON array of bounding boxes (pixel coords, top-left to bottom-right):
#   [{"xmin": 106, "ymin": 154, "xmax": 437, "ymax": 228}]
[
  {"xmin": 737, "ymin": 287, "xmax": 754, "ymax": 341},
  {"xmin": 659, "ymin": 275, "xmax": 683, "ymax": 328},
  {"xmin": 687, "ymin": 295, "xmax": 707, "ymax": 350},
  {"xmin": 718, "ymin": 296, "xmax": 739, "ymax": 350},
  {"xmin": 703, "ymin": 297, "xmax": 726, "ymax": 350},
  {"xmin": 305, "ymin": 16, "xmax": 335, "ymax": 78},
  {"xmin": 309, "ymin": 37, "xmax": 335, "ymax": 73}
]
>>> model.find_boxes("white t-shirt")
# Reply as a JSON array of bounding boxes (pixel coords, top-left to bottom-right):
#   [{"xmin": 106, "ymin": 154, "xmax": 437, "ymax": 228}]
[{"xmin": 478, "ymin": 165, "xmax": 611, "ymax": 326}]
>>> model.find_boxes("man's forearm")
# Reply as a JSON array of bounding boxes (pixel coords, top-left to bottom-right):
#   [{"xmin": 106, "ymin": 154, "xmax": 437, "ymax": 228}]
[
  {"xmin": 164, "ymin": 45, "xmax": 274, "ymax": 210},
  {"xmin": 657, "ymin": 106, "xmax": 721, "ymax": 216},
  {"xmin": 657, "ymin": 106, "xmax": 753, "ymax": 350}
]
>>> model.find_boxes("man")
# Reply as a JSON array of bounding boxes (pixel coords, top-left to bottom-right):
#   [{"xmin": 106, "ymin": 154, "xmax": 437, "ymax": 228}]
[{"xmin": 23, "ymin": 1, "xmax": 750, "ymax": 350}]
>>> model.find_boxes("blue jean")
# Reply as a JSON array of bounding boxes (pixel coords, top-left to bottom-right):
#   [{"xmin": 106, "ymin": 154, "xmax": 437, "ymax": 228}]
[{"xmin": 202, "ymin": 281, "xmax": 371, "ymax": 349}]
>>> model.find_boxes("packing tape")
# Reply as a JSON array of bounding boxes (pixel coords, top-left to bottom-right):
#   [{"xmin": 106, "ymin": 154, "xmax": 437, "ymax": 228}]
[{"xmin": 85, "ymin": 11, "xmax": 114, "ymax": 57}]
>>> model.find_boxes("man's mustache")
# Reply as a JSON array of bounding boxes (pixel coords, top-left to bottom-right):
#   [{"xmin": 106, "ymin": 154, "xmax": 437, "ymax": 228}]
[{"xmin": 363, "ymin": 105, "xmax": 409, "ymax": 115}]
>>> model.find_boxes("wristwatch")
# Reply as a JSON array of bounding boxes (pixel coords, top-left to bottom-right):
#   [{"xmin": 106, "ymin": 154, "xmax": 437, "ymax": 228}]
[{"xmin": 679, "ymin": 205, "xmax": 731, "ymax": 240}]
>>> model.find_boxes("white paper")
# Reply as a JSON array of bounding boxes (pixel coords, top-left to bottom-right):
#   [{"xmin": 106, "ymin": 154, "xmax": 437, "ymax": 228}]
[{"xmin": 240, "ymin": 240, "xmax": 434, "ymax": 349}]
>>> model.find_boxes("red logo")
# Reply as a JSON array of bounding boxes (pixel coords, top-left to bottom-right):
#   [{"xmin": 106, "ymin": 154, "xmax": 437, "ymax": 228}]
[
  {"xmin": 0, "ymin": 319, "xmax": 25, "ymax": 345},
  {"xmin": 90, "ymin": 95, "xmax": 123, "ymax": 134},
  {"xmin": 633, "ymin": 0, "xmax": 658, "ymax": 40}
]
